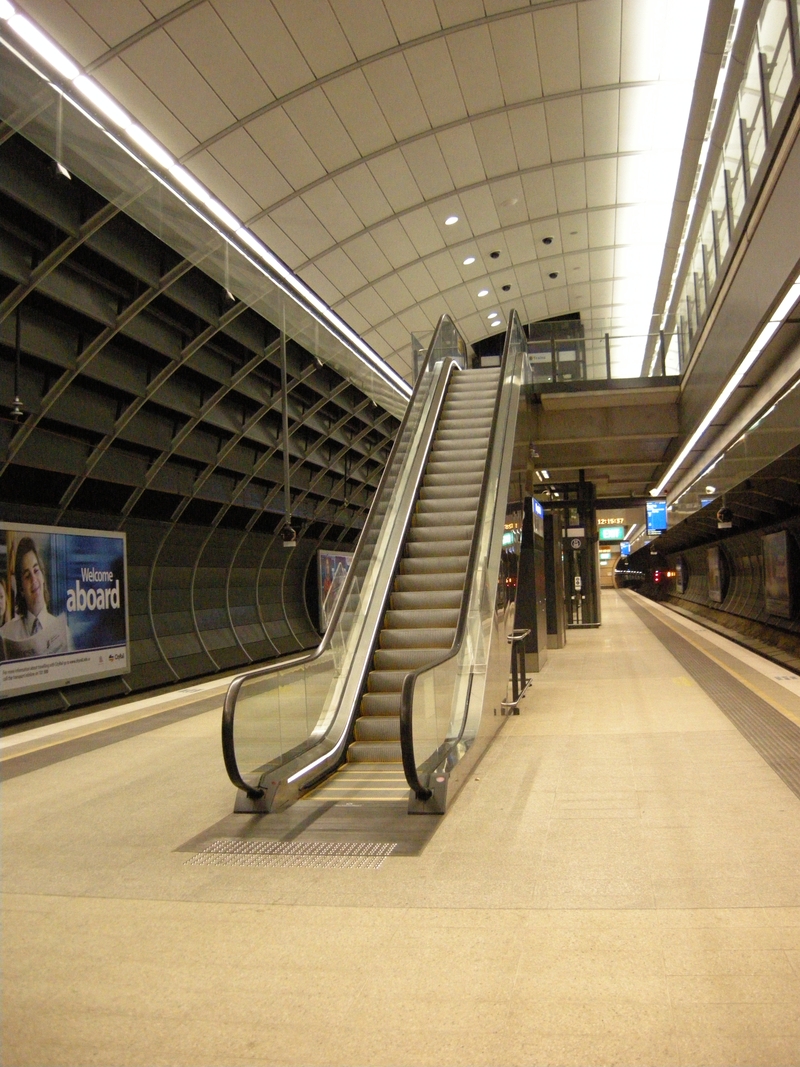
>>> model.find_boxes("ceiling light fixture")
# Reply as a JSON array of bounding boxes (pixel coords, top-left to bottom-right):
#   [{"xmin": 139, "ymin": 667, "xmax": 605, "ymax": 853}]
[
  {"xmin": 652, "ymin": 274, "xmax": 800, "ymax": 496},
  {"xmin": 488, "ymin": 312, "xmax": 499, "ymax": 319},
  {"xmin": 541, "ymin": 469, "xmax": 550, "ymax": 480},
  {"xmin": 0, "ymin": 6, "xmax": 412, "ymax": 401},
  {"xmin": 478, "ymin": 289, "xmax": 489, "ymax": 298},
  {"xmin": 705, "ymin": 485, "xmax": 716, "ymax": 494},
  {"xmin": 445, "ymin": 215, "xmax": 459, "ymax": 225},
  {"xmin": 463, "ymin": 256, "xmax": 475, "ymax": 265}
]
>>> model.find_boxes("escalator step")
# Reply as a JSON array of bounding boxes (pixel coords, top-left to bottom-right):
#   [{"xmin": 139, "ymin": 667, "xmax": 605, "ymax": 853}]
[
  {"xmin": 405, "ymin": 538, "xmax": 473, "ymax": 556},
  {"xmin": 399, "ymin": 555, "xmax": 470, "ymax": 574},
  {"xmin": 359, "ymin": 693, "xmax": 402, "ymax": 717},
  {"xmin": 389, "ymin": 589, "xmax": 462, "ymax": 610},
  {"xmin": 407, "ymin": 524, "xmax": 475, "ymax": 542},
  {"xmin": 354, "ymin": 714, "xmax": 400, "ymax": 740},
  {"xmin": 380, "ymin": 626, "xmax": 456, "ymax": 648},
  {"xmin": 373, "ymin": 647, "xmax": 446, "ymax": 670},
  {"xmin": 393, "ymin": 572, "xmax": 465, "ymax": 592},
  {"xmin": 367, "ymin": 669, "xmax": 406, "ymax": 692},
  {"xmin": 348, "ymin": 741, "xmax": 402, "ymax": 762}
]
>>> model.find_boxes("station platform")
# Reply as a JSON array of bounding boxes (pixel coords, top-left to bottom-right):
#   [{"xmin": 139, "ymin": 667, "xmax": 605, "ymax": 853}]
[{"xmin": 3, "ymin": 589, "xmax": 800, "ymax": 1066}]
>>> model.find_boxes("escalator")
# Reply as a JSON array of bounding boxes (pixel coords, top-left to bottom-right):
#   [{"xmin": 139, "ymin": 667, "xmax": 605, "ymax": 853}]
[{"xmin": 222, "ymin": 313, "xmax": 527, "ymax": 815}]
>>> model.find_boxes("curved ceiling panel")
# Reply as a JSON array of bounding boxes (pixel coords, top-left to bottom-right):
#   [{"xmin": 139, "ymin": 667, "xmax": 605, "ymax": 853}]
[{"xmin": 15, "ymin": 0, "xmax": 720, "ymax": 379}]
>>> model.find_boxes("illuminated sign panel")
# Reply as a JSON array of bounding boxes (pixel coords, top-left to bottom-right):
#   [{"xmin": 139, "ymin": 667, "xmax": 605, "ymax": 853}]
[
  {"xmin": 620, "ymin": 542, "xmax": 631, "ymax": 557},
  {"xmin": 0, "ymin": 522, "xmax": 129, "ymax": 697},
  {"xmin": 598, "ymin": 526, "xmax": 625, "ymax": 541},
  {"xmin": 646, "ymin": 500, "xmax": 668, "ymax": 533}
]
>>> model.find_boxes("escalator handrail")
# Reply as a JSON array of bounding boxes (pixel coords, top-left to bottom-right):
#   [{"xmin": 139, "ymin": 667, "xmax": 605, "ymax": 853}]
[
  {"xmin": 399, "ymin": 310, "xmax": 525, "ymax": 800},
  {"xmin": 221, "ymin": 315, "xmax": 469, "ymax": 799}
]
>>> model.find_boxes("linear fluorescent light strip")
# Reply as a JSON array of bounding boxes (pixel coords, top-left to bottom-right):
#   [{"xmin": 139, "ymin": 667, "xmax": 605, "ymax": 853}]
[
  {"xmin": 0, "ymin": 2, "xmax": 411, "ymax": 399},
  {"xmin": 652, "ymin": 276, "xmax": 800, "ymax": 496}
]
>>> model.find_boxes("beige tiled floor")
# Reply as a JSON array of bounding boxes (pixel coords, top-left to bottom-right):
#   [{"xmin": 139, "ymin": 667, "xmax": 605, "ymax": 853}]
[{"xmin": 3, "ymin": 590, "xmax": 800, "ymax": 1065}]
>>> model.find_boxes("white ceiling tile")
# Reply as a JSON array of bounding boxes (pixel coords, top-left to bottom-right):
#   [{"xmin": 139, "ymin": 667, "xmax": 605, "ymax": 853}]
[
  {"xmin": 401, "ymin": 209, "xmax": 447, "ymax": 257},
  {"xmin": 582, "ymin": 90, "xmax": 619, "ymax": 157},
  {"xmin": 564, "ymin": 250, "xmax": 590, "ymax": 284},
  {"xmin": 383, "ymin": 0, "xmax": 441, "ymax": 43},
  {"xmin": 553, "ymin": 163, "xmax": 587, "ymax": 212},
  {"xmin": 21, "ymin": 0, "xmax": 106, "ymax": 63},
  {"xmin": 371, "ymin": 220, "xmax": 420, "ymax": 268},
  {"xmin": 618, "ymin": 85, "xmax": 659, "ymax": 152},
  {"xmin": 424, "ymin": 250, "xmax": 462, "ymax": 290},
  {"xmin": 166, "ymin": 5, "xmax": 272, "ymax": 119},
  {"xmin": 377, "ymin": 318, "xmax": 411, "ymax": 350},
  {"xmin": 560, "ymin": 213, "xmax": 589, "ymax": 252},
  {"xmin": 515, "ymin": 261, "xmax": 544, "ymax": 295},
  {"xmin": 524, "ymin": 292, "xmax": 550, "ymax": 322},
  {"xmin": 67, "ymin": 0, "xmax": 151, "ymax": 47},
  {"xmin": 298, "ymin": 263, "xmax": 343, "ymax": 305},
  {"xmin": 373, "ymin": 275, "xmax": 415, "ymax": 314},
  {"xmin": 324, "ymin": 71, "xmax": 395, "ymax": 155},
  {"xmin": 401, "ymin": 139, "xmax": 456, "ymax": 200},
  {"xmin": 590, "ymin": 247, "xmax": 615, "ymax": 279},
  {"xmin": 585, "ymin": 156, "xmax": 617, "ymax": 208},
  {"xmin": 247, "ymin": 108, "xmax": 326, "ymax": 189},
  {"xmin": 364, "ymin": 55, "xmax": 431, "ymax": 141},
  {"xmin": 213, "ymin": 1, "xmax": 314, "ymax": 97},
  {"xmin": 435, "ymin": 0, "xmax": 484, "ymax": 28},
  {"xmin": 616, "ymin": 153, "xmax": 658, "ymax": 203},
  {"xmin": 316, "ymin": 247, "xmax": 368, "ymax": 292},
  {"xmin": 491, "ymin": 177, "xmax": 528, "ymax": 227},
  {"xmin": 329, "ymin": 0, "xmax": 398, "ymax": 58},
  {"xmin": 578, "ymin": 0, "xmax": 622, "ymax": 88},
  {"xmin": 335, "ymin": 165, "xmax": 394, "ymax": 226},
  {"xmin": 95, "ymin": 57, "xmax": 198, "ymax": 156},
  {"xmin": 405, "ymin": 39, "xmax": 467, "ymax": 127},
  {"xmin": 530, "ymin": 217, "xmax": 561, "ymax": 250},
  {"xmin": 615, "ymin": 204, "xmax": 651, "ymax": 244},
  {"xmin": 533, "ymin": 4, "xmax": 580, "ymax": 94},
  {"xmin": 398, "ymin": 305, "xmax": 436, "ymax": 333},
  {"xmin": 333, "ymin": 298, "xmax": 371, "ymax": 335},
  {"xmin": 545, "ymin": 287, "xmax": 570, "ymax": 315},
  {"xmin": 473, "ymin": 114, "xmax": 519, "ymax": 178},
  {"xmin": 271, "ymin": 0, "xmax": 356, "ymax": 77},
  {"xmin": 250, "ymin": 215, "xmax": 304, "ymax": 268},
  {"xmin": 302, "ymin": 183, "xmax": 364, "ymax": 242},
  {"xmin": 437, "ymin": 126, "xmax": 486, "ymax": 188},
  {"xmin": 446, "ymin": 286, "xmax": 478, "ymax": 319},
  {"xmin": 460, "ymin": 186, "xmax": 501, "ymax": 236},
  {"xmin": 123, "ymin": 30, "xmax": 235, "ymax": 141},
  {"xmin": 350, "ymin": 287, "xmax": 393, "ymax": 324},
  {"xmin": 397, "ymin": 262, "xmax": 439, "ymax": 302},
  {"xmin": 508, "ymin": 105, "xmax": 550, "ymax": 170},
  {"xmin": 447, "ymin": 26, "xmax": 505, "ymax": 115},
  {"xmin": 363, "ymin": 329, "xmax": 391, "ymax": 357},
  {"xmin": 490, "ymin": 14, "xmax": 543, "ymax": 105},
  {"xmin": 344, "ymin": 234, "xmax": 393, "ymax": 280},
  {"xmin": 475, "ymin": 232, "xmax": 508, "ymax": 261},
  {"xmin": 504, "ymin": 223, "xmax": 535, "ymax": 265},
  {"xmin": 590, "ymin": 279, "xmax": 614, "ymax": 306},
  {"xmin": 545, "ymin": 97, "xmax": 584, "ymax": 161},
  {"xmin": 284, "ymin": 88, "xmax": 360, "ymax": 172},
  {"xmin": 367, "ymin": 152, "xmax": 424, "ymax": 213},
  {"xmin": 186, "ymin": 152, "xmax": 260, "ymax": 220},
  {"xmin": 588, "ymin": 208, "xmax": 616, "ymax": 247},
  {"xmin": 620, "ymin": 0, "xmax": 665, "ymax": 83},
  {"xmin": 420, "ymin": 294, "xmax": 452, "ymax": 323},
  {"xmin": 521, "ymin": 169, "xmax": 558, "ymax": 219},
  {"xmin": 209, "ymin": 130, "xmax": 292, "ymax": 210},
  {"xmin": 270, "ymin": 199, "xmax": 334, "ymax": 258}
]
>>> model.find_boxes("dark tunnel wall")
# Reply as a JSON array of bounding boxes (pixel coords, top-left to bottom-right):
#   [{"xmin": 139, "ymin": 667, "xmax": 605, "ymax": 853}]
[{"xmin": 0, "ymin": 501, "xmax": 349, "ymax": 725}]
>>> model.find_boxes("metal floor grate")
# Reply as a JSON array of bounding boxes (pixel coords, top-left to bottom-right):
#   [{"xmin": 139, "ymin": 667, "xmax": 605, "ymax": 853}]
[
  {"xmin": 187, "ymin": 839, "xmax": 397, "ymax": 869},
  {"xmin": 629, "ymin": 598, "xmax": 800, "ymax": 801}
]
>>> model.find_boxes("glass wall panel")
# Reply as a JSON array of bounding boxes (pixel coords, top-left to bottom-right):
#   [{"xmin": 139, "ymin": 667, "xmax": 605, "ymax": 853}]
[{"xmin": 758, "ymin": 0, "xmax": 794, "ymax": 125}]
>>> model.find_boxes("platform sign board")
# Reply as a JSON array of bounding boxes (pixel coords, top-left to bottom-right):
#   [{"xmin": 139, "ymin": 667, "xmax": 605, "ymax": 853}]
[
  {"xmin": 646, "ymin": 500, "xmax": 668, "ymax": 534},
  {"xmin": 675, "ymin": 556, "xmax": 688, "ymax": 594},
  {"xmin": 317, "ymin": 549, "xmax": 353, "ymax": 630},
  {"xmin": 619, "ymin": 542, "xmax": 631, "ymax": 557},
  {"xmin": 0, "ymin": 522, "xmax": 129, "ymax": 698},
  {"xmin": 763, "ymin": 531, "xmax": 794, "ymax": 618},
  {"xmin": 598, "ymin": 525, "xmax": 625, "ymax": 541}
]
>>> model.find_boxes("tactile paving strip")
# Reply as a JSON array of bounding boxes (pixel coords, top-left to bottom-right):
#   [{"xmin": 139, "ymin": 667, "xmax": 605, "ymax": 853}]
[
  {"xmin": 629, "ymin": 598, "xmax": 800, "ymax": 801},
  {"xmin": 187, "ymin": 839, "xmax": 397, "ymax": 869}
]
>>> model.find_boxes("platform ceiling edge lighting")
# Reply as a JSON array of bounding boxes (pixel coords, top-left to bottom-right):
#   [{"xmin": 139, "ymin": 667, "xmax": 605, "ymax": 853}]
[
  {"xmin": 652, "ymin": 273, "xmax": 800, "ymax": 497},
  {"xmin": 0, "ymin": 3, "xmax": 412, "ymax": 405}
]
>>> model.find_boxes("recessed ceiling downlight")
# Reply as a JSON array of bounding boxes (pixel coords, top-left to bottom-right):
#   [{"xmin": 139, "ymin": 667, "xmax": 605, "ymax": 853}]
[
  {"xmin": 445, "ymin": 215, "xmax": 459, "ymax": 225},
  {"xmin": 463, "ymin": 256, "xmax": 475, "ymax": 265},
  {"xmin": 478, "ymin": 289, "xmax": 489, "ymax": 297}
]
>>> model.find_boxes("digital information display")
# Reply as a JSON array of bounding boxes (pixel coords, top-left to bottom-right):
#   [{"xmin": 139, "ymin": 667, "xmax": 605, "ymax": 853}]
[
  {"xmin": 646, "ymin": 500, "xmax": 668, "ymax": 533},
  {"xmin": 619, "ymin": 542, "xmax": 631, "ymax": 557},
  {"xmin": 317, "ymin": 549, "xmax": 353, "ymax": 630},
  {"xmin": 598, "ymin": 525, "xmax": 626, "ymax": 541},
  {"xmin": 0, "ymin": 522, "xmax": 129, "ymax": 698}
]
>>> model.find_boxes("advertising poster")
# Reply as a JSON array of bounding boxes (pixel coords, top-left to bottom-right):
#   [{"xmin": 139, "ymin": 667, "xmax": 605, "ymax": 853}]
[
  {"xmin": 0, "ymin": 523, "xmax": 129, "ymax": 698},
  {"xmin": 317, "ymin": 549, "xmax": 353, "ymax": 631},
  {"xmin": 707, "ymin": 545, "xmax": 725, "ymax": 603},
  {"xmin": 763, "ymin": 530, "xmax": 794, "ymax": 618}
]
